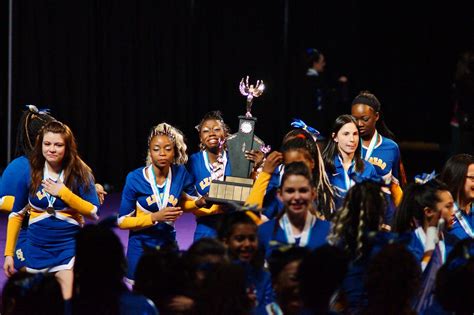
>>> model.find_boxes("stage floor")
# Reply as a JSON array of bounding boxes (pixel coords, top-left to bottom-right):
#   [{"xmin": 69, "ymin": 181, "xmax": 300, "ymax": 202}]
[{"xmin": 0, "ymin": 192, "xmax": 197, "ymax": 293}]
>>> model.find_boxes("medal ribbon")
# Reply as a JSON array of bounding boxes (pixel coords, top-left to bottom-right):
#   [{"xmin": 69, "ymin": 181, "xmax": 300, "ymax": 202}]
[
  {"xmin": 147, "ymin": 165, "xmax": 172, "ymax": 210},
  {"xmin": 280, "ymin": 213, "xmax": 315, "ymax": 247},
  {"xmin": 203, "ymin": 150, "xmax": 227, "ymax": 181},
  {"xmin": 43, "ymin": 163, "xmax": 64, "ymax": 210},
  {"xmin": 363, "ymin": 130, "xmax": 379, "ymax": 161},
  {"xmin": 454, "ymin": 203, "xmax": 474, "ymax": 238}
]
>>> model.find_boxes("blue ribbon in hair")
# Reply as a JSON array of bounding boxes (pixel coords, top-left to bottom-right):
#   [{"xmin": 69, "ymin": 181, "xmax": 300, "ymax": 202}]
[
  {"xmin": 291, "ymin": 118, "xmax": 320, "ymax": 139},
  {"xmin": 349, "ymin": 171, "xmax": 386, "ymax": 185},
  {"xmin": 414, "ymin": 170, "xmax": 437, "ymax": 185}
]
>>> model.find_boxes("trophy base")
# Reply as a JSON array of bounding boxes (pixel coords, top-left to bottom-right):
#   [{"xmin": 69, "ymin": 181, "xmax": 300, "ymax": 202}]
[{"xmin": 206, "ymin": 176, "xmax": 254, "ymax": 205}]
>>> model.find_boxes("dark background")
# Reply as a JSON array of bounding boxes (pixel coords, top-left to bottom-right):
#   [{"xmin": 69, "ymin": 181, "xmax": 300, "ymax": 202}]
[{"xmin": 1, "ymin": 0, "xmax": 473, "ymax": 189}]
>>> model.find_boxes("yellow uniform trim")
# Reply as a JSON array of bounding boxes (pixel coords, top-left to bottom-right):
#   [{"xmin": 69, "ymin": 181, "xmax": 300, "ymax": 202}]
[
  {"xmin": 391, "ymin": 182, "xmax": 403, "ymax": 207},
  {"xmin": 58, "ymin": 186, "xmax": 98, "ymax": 220},
  {"xmin": 0, "ymin": 196, "xmax": 15, "ymax": 212},
  {"xmin": 244, "ymin": 171, "xmax": 272, "ymax": 208},
  {"xmin": 4, "ymin": 212, "xmax": 25, "ymax": 257}
]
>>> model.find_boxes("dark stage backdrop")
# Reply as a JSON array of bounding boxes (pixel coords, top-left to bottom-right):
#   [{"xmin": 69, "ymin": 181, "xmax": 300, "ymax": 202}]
[{"xmin": 1, "ymin": 0, "xmax": 473, "ymax": 188}]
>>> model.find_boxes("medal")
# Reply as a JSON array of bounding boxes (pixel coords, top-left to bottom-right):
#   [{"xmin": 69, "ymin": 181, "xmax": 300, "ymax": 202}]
[{"xmin": 43, "ymin": 163, "xmax": 64, "ymax": 214}]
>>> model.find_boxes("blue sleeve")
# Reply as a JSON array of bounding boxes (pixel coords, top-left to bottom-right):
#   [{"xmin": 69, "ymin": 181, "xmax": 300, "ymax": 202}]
[
  {"xmin": 119, "ymin": 172, "xmax": 138, "ymax": 217},
  {"xmin": 185, "ymin": 157, "xmax": 198, "ymax": 185},
  {"xmin": 262, "ymin": 171, "xmax": 282, "ymax": 219},
  {"xmin": 1, "ymin": 157, "xmax": 31, "ymax": 212},
  {"xmin": 10, "ymin": 173, "xmax": 31, "ymax": 214},
  {"xmin": 261, "ymin": 271, "xmax": 275, "ymax": 306},
  {"xmin": 182, "ymin": 168, "xmax": 198, "ymax": 198},
  {"xmin": 78, "ymin": 179, "xmax": 100, "ymax": 207}
]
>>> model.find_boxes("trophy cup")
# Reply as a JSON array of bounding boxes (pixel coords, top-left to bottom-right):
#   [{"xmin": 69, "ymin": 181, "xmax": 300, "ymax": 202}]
[{"xmin": 206, "ymin": 76, "xmax": 265, "ymax": 205}]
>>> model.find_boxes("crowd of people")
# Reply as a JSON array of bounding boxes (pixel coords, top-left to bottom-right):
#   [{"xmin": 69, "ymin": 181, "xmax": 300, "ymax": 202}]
[{"xmin": 0, "ymin": 86, "xmax": 473, "ymax": 315}]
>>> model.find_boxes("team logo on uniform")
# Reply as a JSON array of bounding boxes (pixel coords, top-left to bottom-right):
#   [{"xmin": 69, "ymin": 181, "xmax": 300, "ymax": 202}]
[
  {"xmin": 199, "ymin": 177, "xmax": 211, "ymax": 191},
  {"xmin": 146, "ymin": 195, "xmax": 156, "ymax": 206},
  {"xmin": 168, "ymin": 195, "xmax": 178, "ymax": 206},
  {"xmin": 36, "ymin": 190, "xmax": 46, "ymax": 200},
  {"xmin": 146, "ymin": 194, "xmax": 178, "ymax": 207},
  {"xmin": 368, "ymin": 157, "xmax": 387, "ymax": 170},
  {"xmin": 16, "ymin": 248, "xmax": 25, "ymax": 262}
]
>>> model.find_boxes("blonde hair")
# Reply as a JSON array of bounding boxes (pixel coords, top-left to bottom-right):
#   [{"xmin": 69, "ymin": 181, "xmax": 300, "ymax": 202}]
[{"xmin": 146, "ymin": 122, "xmax": 188, "ymax": 165}]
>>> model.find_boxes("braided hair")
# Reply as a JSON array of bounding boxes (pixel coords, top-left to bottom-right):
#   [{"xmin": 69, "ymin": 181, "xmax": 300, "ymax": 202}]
[
  {"xmin": 281, "ymin": 134, "xmax": 335, "ymax": 217},
  {"xmin": 328, "ymin": 181, "xmax": 386, "ymax": 260}
]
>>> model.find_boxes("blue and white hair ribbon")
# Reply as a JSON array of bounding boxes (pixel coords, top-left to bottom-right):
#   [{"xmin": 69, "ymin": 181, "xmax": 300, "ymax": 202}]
[
  {"xmin": 350, "ymin": 171, "xmax": 385, "ymax": 185},
  {"xmin": 25, "ymin": 104, "xmax": 50, "ymax": 115},
  {"xmin": 291, "ymin": 118, "xmax": 320, "ymax": 140},
  {"xmin": 414, "ymin": 171, "xmax": 437, "ymax": 185}
]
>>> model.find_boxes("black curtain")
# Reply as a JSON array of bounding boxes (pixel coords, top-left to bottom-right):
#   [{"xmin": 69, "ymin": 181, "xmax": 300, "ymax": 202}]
[{"xmin": 4, "ymin": 0, "xmax": 474, "ymax": 188}]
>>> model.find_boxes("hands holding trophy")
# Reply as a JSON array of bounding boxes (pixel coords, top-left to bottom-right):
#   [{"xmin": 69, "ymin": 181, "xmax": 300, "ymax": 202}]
[{"xmin": 206, "ymin": 76, "xmax": 266, "ymax": 205}]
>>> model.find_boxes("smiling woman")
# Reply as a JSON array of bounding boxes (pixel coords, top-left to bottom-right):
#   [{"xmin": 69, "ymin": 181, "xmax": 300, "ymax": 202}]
[
  {"xmin": 186, "ymin": 111, "xmax": 233, "ymax": 241},
  {"xmin": 258, "ymin": 162, "xmax": 331, "ymax": 259}
]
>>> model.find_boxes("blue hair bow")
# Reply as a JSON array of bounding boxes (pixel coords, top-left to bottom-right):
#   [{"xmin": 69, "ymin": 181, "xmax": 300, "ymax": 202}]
[
  {"xmin": 291, "ymin": 118, "xmax": 320, "ymax": 139},
  {"xmin": 414, "ymin": 170, "xmax": 437, "ymax": 185},
  {"xmin": 350, "ymin": 171, "xmax": 386, "ymax": 185}
]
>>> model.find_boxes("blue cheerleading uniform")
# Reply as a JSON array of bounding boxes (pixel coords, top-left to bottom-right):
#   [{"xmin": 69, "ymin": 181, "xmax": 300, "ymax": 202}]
[
  {"xmin": 406, "ymin": 228, "xmax": 447, "ymax": 271},
  {"xmin": 186, "ymin": 151, "xmax": 232, "ymax": 240},
  {"xmin": 0, "ymin": 156, "xmax": 30, "ymax": 269},
  {"xmin": 340, "ymin": 231, "xmax": 396, "ymax": 312},
  {"xmin": 5, "ymin": 167, "xmax": 100, "ymax": 273},
  {"xmin": 448, "ymin": 203, "xmax": 474, "ymax": 241},
  {"xmin": 360, "ymin": 135, "xmax": 400, "ymax": 182},
  {"xmin": 119, "ymin": 291, "xmax": 158, "ymax": 315},
  {"xmin": 118, "ymin": 164, "xmax": 197, "ymax": 280},
  {"xmin": 261, "ymin": 166, "xmax": 284, "ymax": 220},
  {"xmin": 327, "ymin": 156, "xmax": 377, "ymax": 210},
  {"xmin": 234, "ymin": 261, "xmax": 275, "ymax": 315},
  {"xmin": 361, "ymin": 134, "xmax": 401, "ymax": 224},
  {"xmin": 258, "ymin": 213, "xmax": 330, "ymax": 259}
]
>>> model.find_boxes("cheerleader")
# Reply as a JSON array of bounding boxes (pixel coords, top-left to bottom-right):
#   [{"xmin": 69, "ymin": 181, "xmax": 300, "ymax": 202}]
[
  {"xmin": 3, "ymin": 120, "xmax": 100, "ymax": 299},
  {"xmin": 218, "ymin": 212, "xmax": 274, "ymax": 314},
  {"xmin": 186, "ymin": 111, "xmax": 232, "ymax": 240},
  {"xmin": 441, "ymin": 154, "xmax": 474, "ymax": 241},
  {"xmin": 245, "ymin": 121, "xmax": 334, "ymax": 221},
  {"xmin": 393, "ymin": 174, "xmax": 455, "ymax": 270},
  {"xmin": 351, "ymin": 91, "xmax": 405, "ymax": 207},
  {"xmin": 258, "ymin": 162, "xmax": 330, "ymax": 259},
  {"xmin": 322, "ymin": 114, "xmax": 378, "ymax": 210},
  {"xmin": 0, "ymin": 106, "xmax": 55, "ymax": 271},
  {"xmin": 118, "ymin": 123, "xmax": 203, "ymax": 281},
  {"xmin": 327, "ymin": 178, "xmax": 389, "ymax": 312}
]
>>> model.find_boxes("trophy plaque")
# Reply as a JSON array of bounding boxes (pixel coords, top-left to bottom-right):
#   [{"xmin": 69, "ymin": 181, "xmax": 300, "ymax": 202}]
[{"xmin": 206, "ymin": 77, "xmax": 265, "ymax": 205}]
